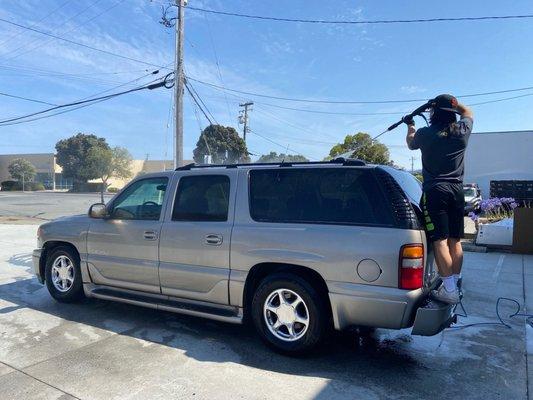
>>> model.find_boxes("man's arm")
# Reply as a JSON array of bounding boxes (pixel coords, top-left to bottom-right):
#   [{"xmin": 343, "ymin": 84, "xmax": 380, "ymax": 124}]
[
  {"xmin": 456, "ymin": 101, "xmax": 473, "ymax": 119},
  {"xmin": 406, "ymin": 123, "xmax": 418, "ymax": 150}
]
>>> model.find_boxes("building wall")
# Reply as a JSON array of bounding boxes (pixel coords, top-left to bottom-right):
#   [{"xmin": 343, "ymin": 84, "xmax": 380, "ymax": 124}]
[
  {"xmin": 464, "ymin": 131, "xmax": 533, "ymax": 197},
  {"xmin": 0, "ymin": 153, "xmax": 58, "ymax": 187}
]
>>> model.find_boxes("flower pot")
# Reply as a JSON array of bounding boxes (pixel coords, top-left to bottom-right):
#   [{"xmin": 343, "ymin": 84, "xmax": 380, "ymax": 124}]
[{"xmin": 513, "ymin": 207, "xmax": 533, "ymax": 254}]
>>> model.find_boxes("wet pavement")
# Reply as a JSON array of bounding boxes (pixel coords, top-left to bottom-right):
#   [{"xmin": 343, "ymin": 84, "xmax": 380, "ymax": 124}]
[{"xmin": 0, "ymin": 225, "xmax": 531, "ymax": 400}]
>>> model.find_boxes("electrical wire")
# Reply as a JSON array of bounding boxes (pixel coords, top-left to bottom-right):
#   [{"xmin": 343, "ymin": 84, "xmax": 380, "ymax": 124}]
[
  {"xmin": 187, "ymin": 6, "xmax": 533, "ymax": 25},
  {"xmin": 184, "ymin": 81, "xmax": 214, "ymax": 125},
  {"xmin": 2, "ymin": 0, "xmax": 105, "ymax": 60},
  {"xmin": 6, "ymin": 0, "xmax": 128, "ymax": 62},
  {"xmin": 185, "ymin": 80, "xmax": 218, "ymax": 124},
  {"xmin": 249, "ymin": 129, "xmax": 309, "ymax": 159},
  {"xmin": 187, "ymin": 76, "xmax": 533, "ymax": 105},
  {"xmin": 0, "ymin": 92, "xmax": 58, "ymax": 106},
  {"xmin": 0, "ymin": 73, "xmax": 173, "ymax": 126},
  {"xmin": 0, "ymin": 0, "xmax": 72, "ymax": 51},
  {"xmin": 0, "ymin": 17, "xmax": 169, "ymax": 69}
]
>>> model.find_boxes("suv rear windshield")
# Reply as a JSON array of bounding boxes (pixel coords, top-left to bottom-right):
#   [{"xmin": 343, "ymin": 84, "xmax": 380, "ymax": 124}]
[{"xmin": 249, "ymin": 168, "xmax": 393, "ymax": 226}]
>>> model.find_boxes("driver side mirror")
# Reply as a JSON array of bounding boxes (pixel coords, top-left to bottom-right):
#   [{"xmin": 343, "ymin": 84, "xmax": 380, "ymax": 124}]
[{"xmin": 88, "ymin": 203, "xmax": 108, "ymax": 219}]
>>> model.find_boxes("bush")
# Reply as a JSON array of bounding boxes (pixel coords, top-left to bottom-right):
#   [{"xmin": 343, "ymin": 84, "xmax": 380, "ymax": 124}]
[
  {"xmin": 70, "ymin": 182, "xmax": 104, "ymax": 192},
  {"xmin": 107, "ymin": 187, "xmax": 119, "ymax": 193},
  {"xmin": 1, "ymin": 180, "xmax": 20, "ymax": 191},
  {"xmin": 29, "ymin": 182, "xmax": 45, "ymax": 191}
]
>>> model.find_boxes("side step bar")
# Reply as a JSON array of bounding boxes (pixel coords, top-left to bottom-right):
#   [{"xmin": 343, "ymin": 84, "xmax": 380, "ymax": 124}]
[{"xmin": 86, "ymin": 285, "xmax": 243, "ymax": 325}]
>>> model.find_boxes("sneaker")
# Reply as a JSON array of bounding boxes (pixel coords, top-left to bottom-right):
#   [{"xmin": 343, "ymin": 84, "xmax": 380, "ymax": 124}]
[{"xmin": 431, "ymin": 284, "xmax": 459, "ymax": 305}]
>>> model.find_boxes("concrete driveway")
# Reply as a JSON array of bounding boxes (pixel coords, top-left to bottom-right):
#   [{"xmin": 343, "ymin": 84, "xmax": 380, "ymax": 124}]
[{"xmin": 0, "ymin": 225, "xmax": 531, "ymax": 400}]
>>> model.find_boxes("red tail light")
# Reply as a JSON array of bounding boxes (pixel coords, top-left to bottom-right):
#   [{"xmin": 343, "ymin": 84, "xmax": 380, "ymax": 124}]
[{"xmin": 399, "ymin": 244, "xmax": 424, "ymax": 290}]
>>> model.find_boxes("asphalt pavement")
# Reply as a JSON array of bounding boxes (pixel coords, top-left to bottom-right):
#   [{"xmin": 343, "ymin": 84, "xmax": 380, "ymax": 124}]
[
  {"xmin": 0, "ymin": 192, "xmax": 113, "ymax": 223},
  {"xmin": 0, "ymin": 224, "xmax": 531, "ymax": 399}
]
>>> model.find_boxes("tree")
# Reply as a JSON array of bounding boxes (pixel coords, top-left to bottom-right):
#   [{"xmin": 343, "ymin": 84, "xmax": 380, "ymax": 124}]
[
  {"xmin": 327, "ymin": 132, "xmax": 392, "ymax": 165},
  {"xmin": 8, "ymin": 158, "xmax": 36, "ymax": 187},
  {"xmin": 87, "ymin": 146, "xmax": 133, "ymax": 203},
  {"xmin": 257, "ymin": 152, "xmax": 309, "ymax": 163},
  {"xmin": 193, "ymin": 125, "xmax": 250, "ymax": 164},
  {"xmin": 55, "ymin": 133, "xmax": 110, "ymax": 187}
]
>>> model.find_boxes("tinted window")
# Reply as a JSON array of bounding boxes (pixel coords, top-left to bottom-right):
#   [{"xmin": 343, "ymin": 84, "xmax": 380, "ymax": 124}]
[
  {"xmin": 382, "ymin": 166, "xmax": 423, "ymax": 205},
  {"xmin": 173, "ymin": 175, "xmax": 230, "ymax": 221},
  {"xmin": 249, "ymin": 168, "xmax": 393, "ymax": 226},
  {"xmin": 110, "ymin": 177, "xmax": 168, "ymax": 220}
]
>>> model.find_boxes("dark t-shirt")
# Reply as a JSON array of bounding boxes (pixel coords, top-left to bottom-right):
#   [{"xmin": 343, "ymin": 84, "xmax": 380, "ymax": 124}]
[{"xmin": 411, "ymin": 117, "xmax": 473, "ymax": 190}]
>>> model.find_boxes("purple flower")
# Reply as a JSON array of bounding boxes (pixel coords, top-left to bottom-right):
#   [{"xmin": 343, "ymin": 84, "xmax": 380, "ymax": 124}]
[
  {"xmin": 510, "ymin": 202, "xmax": 518, "ymax": 209},
  {"xmin": 468, "ymin": 211, "xmax": 478, "ymax": 221}
]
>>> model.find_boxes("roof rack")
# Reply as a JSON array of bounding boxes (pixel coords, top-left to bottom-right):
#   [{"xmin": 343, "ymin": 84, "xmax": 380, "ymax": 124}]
[{"xmin": 175, "ymin": 157, "xmax": 365, "ymax": 171}]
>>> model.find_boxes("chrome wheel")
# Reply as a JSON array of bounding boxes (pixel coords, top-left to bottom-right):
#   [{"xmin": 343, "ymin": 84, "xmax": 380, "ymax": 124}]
[
  {"xmin": 51, "ymin": 255, "xmax": 74, "ymax": 293},
  {"xmin": 263, "ymin": 288, "xmax": 309, "ymax": 342}
]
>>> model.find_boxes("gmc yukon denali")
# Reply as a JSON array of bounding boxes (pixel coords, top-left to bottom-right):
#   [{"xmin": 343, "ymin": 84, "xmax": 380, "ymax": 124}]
[{"xmin": 33, "ymin": 158, "xmax": 456, "ymax": 354}]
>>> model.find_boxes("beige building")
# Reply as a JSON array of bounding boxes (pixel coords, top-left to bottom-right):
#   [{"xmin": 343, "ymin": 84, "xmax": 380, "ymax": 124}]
[{"xmin": 0, "ymin": 153, "xmax": 192, "ymax": 190}]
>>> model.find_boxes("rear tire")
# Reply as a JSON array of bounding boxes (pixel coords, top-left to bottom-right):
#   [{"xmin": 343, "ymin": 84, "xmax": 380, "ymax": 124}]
[
  {"xmin": 45, "ymin": 246, "xmax": 84, "ymax": 303},
  {"xmin": 251, "ymin": 272, "xmax": 328, "ymax": 355}
]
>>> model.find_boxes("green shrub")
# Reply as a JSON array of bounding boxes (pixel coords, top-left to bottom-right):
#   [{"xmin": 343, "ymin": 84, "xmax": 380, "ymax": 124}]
[
  {"xmin": 70, "ymin": 182, "xmax": 104, "ymax": 192},
  {"xmin": 107, "ymin": 187, "xmax": 119, "ymax": 193},
  {"xmin": 29, "ymin": 182, "xmax": 45, "ymax": 191},
  {"xmin": 1, "ymin": 180, "xmax": 20, "ymax": 191}
]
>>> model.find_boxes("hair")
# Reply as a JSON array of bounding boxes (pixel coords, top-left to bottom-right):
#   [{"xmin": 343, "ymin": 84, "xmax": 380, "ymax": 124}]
[{"xmin": 430, "ymin": 108, "xmax": 457, "ymax": 126}]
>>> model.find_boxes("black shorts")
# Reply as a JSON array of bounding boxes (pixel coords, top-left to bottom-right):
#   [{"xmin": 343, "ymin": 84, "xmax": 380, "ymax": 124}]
[{"xmin": 421, "ymin": 182, "xmax": 465, "ymax": 242}]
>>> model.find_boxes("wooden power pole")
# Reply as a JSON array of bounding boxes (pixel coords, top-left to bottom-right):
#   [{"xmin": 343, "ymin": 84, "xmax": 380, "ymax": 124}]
[
  {"xmin": 239, "ymin": 102, "xmax": 253, "ymax": 143},
  {"xmin": 174, "ymin": 0, "xmax": 185, "ymax": 168}
]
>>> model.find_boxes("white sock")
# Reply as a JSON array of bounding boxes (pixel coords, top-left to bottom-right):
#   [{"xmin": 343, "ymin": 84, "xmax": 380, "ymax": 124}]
[{"xmin": 442, "ymin": 276, "xmax": 456, "ymax": 293}]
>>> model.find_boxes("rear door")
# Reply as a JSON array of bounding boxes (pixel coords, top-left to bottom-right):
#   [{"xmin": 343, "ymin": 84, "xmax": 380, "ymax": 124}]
[{"xmin": 158, "ymin": 171, "xmax": 237, "ymax": 304}]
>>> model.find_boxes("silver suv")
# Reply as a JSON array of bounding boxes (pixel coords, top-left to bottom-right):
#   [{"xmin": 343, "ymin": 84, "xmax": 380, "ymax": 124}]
[{"xmin": 33, "ymin": 159, "xmax": 455, "ymax": 354}]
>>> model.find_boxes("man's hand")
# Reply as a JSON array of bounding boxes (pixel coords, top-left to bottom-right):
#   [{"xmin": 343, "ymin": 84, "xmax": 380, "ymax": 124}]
[
  {"xmin": 406, "ymin": 122, "xmax": 417, "ymax": 150},
  {"xmin": 455, "ymin": 101, "xmax": 473, "ymax": 119}
]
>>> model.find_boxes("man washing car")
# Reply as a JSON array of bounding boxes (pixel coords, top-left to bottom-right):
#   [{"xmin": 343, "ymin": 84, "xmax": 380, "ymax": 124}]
[{"xmin": 406, "ymin": 94, "xmax": 474, "ymax": 304}]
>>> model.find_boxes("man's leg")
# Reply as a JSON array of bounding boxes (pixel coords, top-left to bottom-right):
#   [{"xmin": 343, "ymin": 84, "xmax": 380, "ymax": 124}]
[
  {"xmin": 448, "ymin": 238, "xmax": 463, "ymax": 276},
  {"xmin": 433, "ymin": 239, "xmax": 454, "ymax": 277}
]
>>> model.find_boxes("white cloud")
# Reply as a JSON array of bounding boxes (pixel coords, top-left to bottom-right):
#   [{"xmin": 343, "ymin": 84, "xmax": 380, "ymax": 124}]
[{"xmin": 401, "ymin": 85, "xmax": 427, "ymax": 94}]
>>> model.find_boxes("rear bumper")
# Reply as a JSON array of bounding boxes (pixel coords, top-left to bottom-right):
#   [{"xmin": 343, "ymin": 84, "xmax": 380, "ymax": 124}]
[
  {"xmin": 411, "ymin": 299, "xmax": 455, "ymax": 335},
  {"xmin": 328, "ymin": 281, "xmax": 454, "ymax": 336},
  {"xmin": 32, "ymin": 248, "xmax": 44, "ymax": 284}
]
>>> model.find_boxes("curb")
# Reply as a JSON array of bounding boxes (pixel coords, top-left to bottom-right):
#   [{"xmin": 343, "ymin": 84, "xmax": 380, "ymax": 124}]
[{"xmin": 462, "ymin": 242, "xmax": 487, "ymax": 253}]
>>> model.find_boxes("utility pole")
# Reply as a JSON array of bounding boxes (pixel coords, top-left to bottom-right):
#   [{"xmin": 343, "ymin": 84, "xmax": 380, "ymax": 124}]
[
  {"xmin": 410, "ymin": 156, "xmax": 417, "ymax": 173},
  {"xmin": 238, "ymin": 102, "xmax": 253, "ymax": 143},
  {"xmin": 174, "ymin": 0, "xmax": 185, "ymax": 168}
]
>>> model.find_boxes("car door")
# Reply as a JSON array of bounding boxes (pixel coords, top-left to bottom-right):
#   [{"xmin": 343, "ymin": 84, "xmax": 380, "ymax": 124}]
[
  {"xmin": 158, "ymin": 171, "xmax": 237, "ymax": 304},
  {"xmin": 86, "ymin": 175, "xmax": 169, "ymax": 294}
]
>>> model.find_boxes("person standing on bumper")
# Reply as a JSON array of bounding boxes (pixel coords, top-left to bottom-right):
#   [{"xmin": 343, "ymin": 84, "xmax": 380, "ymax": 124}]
[{"xmin": 406, "ymin": 94, "xmax": 474, "ymax": 304}]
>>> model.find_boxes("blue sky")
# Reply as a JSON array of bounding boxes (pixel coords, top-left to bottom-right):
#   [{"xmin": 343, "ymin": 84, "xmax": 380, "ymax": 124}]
[{"xmin": 1, "ymin": 0, "xmax": 533, "ymax": 169}]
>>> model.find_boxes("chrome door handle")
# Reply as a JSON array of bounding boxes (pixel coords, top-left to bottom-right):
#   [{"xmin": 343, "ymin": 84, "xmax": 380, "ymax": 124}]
[
  {"xmin": 143, "ymin": 230, "xmax": 158, "ymax": 241},
  {"xmin": 205, "ymin": 234, "xmax": 223, "ymax": 246}
]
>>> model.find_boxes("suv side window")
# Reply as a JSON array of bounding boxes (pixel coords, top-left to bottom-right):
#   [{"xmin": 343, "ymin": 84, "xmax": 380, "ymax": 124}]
[
  {"xmin": 172, "ymin": 175, "xmax": 230, "ymax": 221},
  {"xmin": 110, "ymin": 177, "xmax": 168, "ymax": 220},
  {"xmin": 249, "ymin": 168, "xmax": 393, "ymax": 226}
]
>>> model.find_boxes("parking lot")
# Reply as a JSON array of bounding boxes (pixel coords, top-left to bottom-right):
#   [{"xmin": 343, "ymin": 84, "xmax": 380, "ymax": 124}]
[
  {"xmin": 0, "ymin": 192, "xmax": 113, "ymax": 224},
  {"xmin": 0, "ymin": 222, "xmax": 531, "ymax": 399}
]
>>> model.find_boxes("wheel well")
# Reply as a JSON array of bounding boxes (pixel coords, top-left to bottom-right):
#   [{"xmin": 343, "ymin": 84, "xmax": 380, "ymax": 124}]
[
  {"xmin": 40, "ymin": 241, "xmax": 80, "ymax": 281},
  {"xmin": 243, "ymin": 262, "xmax": 332, "ymax": 320}
]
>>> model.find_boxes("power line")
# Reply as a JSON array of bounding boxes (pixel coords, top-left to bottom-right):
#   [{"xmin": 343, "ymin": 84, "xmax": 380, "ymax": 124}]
[
  {"xmin": 187, "ymin": 76, "xmax": 533, "ymax": 105},
  {"xmin": 184, "ymin": 81, "xmax": 214, "ymax": 125},
  {"xmin": 185, "ymin": 80, "xmax": 218, "ymax": 124},
  {"xmin": 2, "ymin": 0, "xmax": 105, "ymax": 60},
  {"xmin": 0, "ymin": 17, "xmax": 169, "ymax": 69},
  {"xmin": 0, "ymin": 92, "xmax": 58, "ymax": 106},
  {"xmin": 187, "ymin": 7, "xmax": 533, "ymax": 25},
  {"xmin": 249, "ymin": 129, "xmax": 309, "ymax": 159},
  {"xmin": 0, "ymin": 73, "xmax": 173, "ymax": 126},
  {"xmin": 0, "ymin": 0, "xmax": 72, "ymax": 51}
]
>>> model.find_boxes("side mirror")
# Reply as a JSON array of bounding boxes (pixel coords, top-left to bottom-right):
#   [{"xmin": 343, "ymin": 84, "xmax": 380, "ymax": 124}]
[{"xmin": 89, "ymin": 203, "xmax": 108, "ymax": 219}]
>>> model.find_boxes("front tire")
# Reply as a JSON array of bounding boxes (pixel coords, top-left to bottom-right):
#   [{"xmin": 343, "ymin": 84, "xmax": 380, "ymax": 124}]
[
  {"xmin": 251, "ymin": 272, "xmax": 328, "ymax": 355},
  {"xmin": 45, "ymin": 246, "xmax": 84, "ymax": 303}
]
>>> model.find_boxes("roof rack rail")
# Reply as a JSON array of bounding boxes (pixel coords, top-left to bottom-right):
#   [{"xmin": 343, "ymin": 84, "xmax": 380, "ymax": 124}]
[{"xmin": 175, "ymin": 158, "xmax": 365, "ymax": 171}]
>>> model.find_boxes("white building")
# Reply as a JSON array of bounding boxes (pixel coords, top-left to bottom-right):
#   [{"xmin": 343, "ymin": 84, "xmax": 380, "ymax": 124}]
[{"xmin": 464, "ymin": 130, "xmax": 533, "ymax": 197}]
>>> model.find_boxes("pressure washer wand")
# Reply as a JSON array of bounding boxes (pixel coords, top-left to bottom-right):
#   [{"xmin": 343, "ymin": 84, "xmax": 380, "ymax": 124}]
[{"xmin": 386, "ymin": 100, "xmax": 434, "ymax": 132}]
